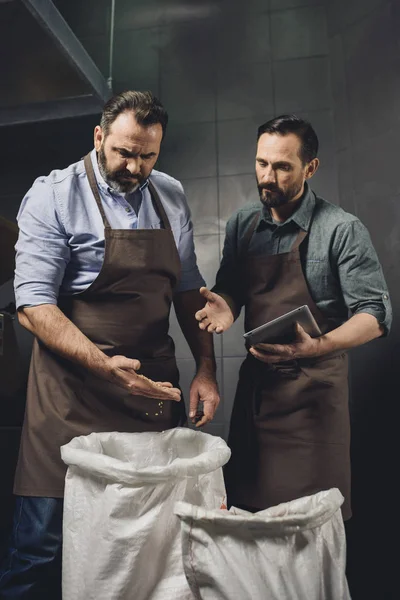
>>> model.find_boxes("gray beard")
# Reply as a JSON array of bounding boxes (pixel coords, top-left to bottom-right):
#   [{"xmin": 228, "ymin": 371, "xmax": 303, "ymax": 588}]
[{"xmin": 97, "ymin": 149, "xmax": 140, "ymax": 194}]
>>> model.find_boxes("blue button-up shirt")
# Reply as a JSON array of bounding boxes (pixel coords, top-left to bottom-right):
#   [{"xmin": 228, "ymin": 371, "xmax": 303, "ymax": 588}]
[{"xmin": 14, "ymin": 149, "xmax": 205, "ymax": 308}]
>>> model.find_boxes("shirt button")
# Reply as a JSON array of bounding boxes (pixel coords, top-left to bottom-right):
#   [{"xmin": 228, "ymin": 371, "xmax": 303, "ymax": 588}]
[{"xmin": 383, "ymin": 294, "xmax": 388, "ymax": 299}]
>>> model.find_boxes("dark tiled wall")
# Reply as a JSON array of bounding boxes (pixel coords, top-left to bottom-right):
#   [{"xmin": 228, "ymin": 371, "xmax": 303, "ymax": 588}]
[
  {"xmin": 1, "ymin": 0, "xmax": 339, "ymax": 555},
  {"xmin": 327, "ymin": 1, "xmax": 399, "ymax": 598}
]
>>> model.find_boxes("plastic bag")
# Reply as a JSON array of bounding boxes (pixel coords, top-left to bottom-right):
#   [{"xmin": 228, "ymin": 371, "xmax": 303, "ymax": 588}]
[
  {"xmin": 175, "ymin": 488, "xmax": 351, "ymax": 600},
  {"xmin": 61, "ymin": 427, "xmax": 231, "ymax": 600}
]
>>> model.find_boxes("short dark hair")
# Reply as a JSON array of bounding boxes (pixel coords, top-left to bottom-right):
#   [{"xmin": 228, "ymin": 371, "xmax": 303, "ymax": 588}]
[
  {"xmin": 100, "ymin": 91, "xmax": 168, "ymax": 139},
  {"xmin": 257, "ymin": 114, "xmax": 319, "ymax": 164}
]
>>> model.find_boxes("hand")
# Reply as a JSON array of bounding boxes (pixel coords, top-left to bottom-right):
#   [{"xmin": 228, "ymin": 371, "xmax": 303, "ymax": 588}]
[
  {"xmin": 188, "ymin": 370, "xmax": 220, "ymax": 428},
  {"xmin": 195, "ymin": 287, "xmax": 234, "ymax": 333},
  {"xmin": 105, "ymin": 355, "xmax": 182, "ymax": 401},
  {"xmin": 249, "ymin": 323, "xmax": 321, "ymax": 364}
]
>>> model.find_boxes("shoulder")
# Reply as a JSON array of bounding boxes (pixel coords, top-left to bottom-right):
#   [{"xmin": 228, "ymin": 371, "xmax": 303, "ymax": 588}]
[
  {"xmin": 149, "ymin": 169, "xmax": 184, "ymax": 195},
  {"xmin": 311, "ymin": 193, "xmax": 372, "ymax": 252},
  {"xmin": 312, "ymin": 193, "xmax": 363, "ymax": 232},
  {"xmin": 225, "ymin": 202, "xmax": 261, "ymax": 233}
]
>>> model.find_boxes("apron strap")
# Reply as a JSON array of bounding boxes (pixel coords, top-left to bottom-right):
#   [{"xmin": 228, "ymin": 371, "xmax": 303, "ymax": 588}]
[
  {"xmin": 241, "ymin": 212, "xmax": 261, "ymax": 256},
  {"xmin": 147, "ymin": 180, "xmax": 173, "ymax": 232},
  {"xmin": 290, "ymin": 229, "xmax": 308, "ymax": 252},
  {"xmin": 83, "ymin": 153, "xmax": 111, "ymax": 230}
]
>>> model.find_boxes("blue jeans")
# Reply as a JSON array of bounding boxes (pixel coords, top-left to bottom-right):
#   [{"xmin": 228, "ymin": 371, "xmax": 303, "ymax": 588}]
[{"xmin": 0, "ymin": 497, "xmax": 63, "ymax": 599}]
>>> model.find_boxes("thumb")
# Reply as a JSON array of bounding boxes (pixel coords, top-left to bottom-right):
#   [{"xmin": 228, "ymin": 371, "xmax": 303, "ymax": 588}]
[
  {"xmin": 189, "ymin": 387, "xmax": 199, "ymax": 418},
  {"xmin": 295, "ymin": 322, "xmax": 308, "ymax": 341},
  {"xmin": 199, "ymin": 286, "xmax": 216, "ymax": 303}
]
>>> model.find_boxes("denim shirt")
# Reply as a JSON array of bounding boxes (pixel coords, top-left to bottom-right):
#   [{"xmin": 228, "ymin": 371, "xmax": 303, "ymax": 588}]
[
  {"xmin": 14, "ymin": 149, "xmax": 205, "ymax": 308},
  {"xmin": 213, "ymin": 182, "xmax": 392, "ymax": 333}
]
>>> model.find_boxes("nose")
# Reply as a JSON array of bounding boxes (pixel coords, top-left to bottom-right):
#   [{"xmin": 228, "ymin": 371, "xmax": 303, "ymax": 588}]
[
  {"xmin": 261, "ymin": 166, "xmax": 275, "ymax": 185},
  {"xmin": 125, "ymin": 157, "xmax": 141, "ymax": 175}
]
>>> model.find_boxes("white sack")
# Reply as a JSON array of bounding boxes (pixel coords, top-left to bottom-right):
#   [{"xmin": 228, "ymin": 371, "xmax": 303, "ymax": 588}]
[
  {"xmin": 175, "ymin": 488, "xmax": 351, "ymax": 600},
  {"xmin": 61, "ymin": 427, "xmax": 230, "ymax": 600}
]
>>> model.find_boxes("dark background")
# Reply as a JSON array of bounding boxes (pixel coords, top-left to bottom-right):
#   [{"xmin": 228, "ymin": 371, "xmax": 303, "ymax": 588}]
[{"xmin": 0, "ymin": 1, "xmax": 399, "ymax": 598}]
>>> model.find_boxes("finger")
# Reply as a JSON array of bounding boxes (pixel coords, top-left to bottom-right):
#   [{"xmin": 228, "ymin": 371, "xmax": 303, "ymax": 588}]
[
  {"xmin": 198, "ymin": 318, "xmax": 211, "ymax": 330},
  {"xmin": 114, "ymin": 356, "xmax": 142, "ymax": 371},
  {"xmin": 250, "ymin": 348, "xmax": 280, "ymax": 363},
  {"xmin": 295, "ymin": 322, "xmax": 309, "ymax": 340},
  {"xmin": 199, "ymin": 286, "xmax": 216, "ymax": 303},
  {"xmin": 155, "ymin": 381, "xmax": 173, "ymax": 388},
  {"xmin": 206, "ymin": 322, "xmax": 219, "ymax": 333},
  {"xmin": 195, "ymin": 309, "xmax": 207, "ymax": 322},
  {"xmin": 189, "ymin": 387, "xmax": 199, "ymax": 420},
  {"xmin": 132, "ymin": 376, "xmax": 182, "ymax": 401}
]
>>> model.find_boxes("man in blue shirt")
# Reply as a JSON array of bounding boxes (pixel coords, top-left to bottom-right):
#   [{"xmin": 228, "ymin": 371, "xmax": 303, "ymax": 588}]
[
  {"xmin": 196, "ymin": 114, "xmax": 391, "ymax": 521},
  {"xmin": 0, "ymin": 91, "xmax": 219, "ymax": 598}
]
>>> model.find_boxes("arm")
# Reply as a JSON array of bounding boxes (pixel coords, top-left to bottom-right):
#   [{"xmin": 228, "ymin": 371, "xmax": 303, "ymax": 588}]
[
  {"xmin": 250, "ymin": 313, "xmax": 383, "ymax": 363},
  {"xmin": 174, "ymin": 289, "xmax": 220, "ymax": 427},
  {"xmin": 15, "ymin": 179, "xmax": 179, "ymax": 401},
  {"xmin": 194, "ymin": 214, "xmax": 244, "ymax": 332},
  {"xmin": 18, "ymin": 305, "xmax": 180, "ymax": 400},
  {"xmin": 251, "ymin": 219, "xmax": 391, "ymax": 363}
]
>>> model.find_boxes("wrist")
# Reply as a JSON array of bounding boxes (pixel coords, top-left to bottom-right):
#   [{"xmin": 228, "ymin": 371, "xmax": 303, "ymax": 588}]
[
  {"xmin": 314, "ymin": 334, "xmax": 337, "ymax": 357},
  {"xmin": 195, "ymin": 356, "xmax": 217, "ymax": 377}
]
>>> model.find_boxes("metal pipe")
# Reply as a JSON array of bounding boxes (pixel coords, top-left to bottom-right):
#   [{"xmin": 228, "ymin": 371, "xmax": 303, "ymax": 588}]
[{"xmin": 107, "ymin": 0, "xmax": 116, "ymax": 91}]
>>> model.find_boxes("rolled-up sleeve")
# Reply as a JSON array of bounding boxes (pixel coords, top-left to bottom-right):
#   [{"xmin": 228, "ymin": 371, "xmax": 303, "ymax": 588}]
[
  {"xmin": 335, "ymin": 219, "xmax": 392, "ymax": 334},
  {"xmin": 174, "ymin": 185, "xmax": 205, "ymax": 293},
  {"xmin": 14, "ymin": 177, "xmax": 70, "ymax": 308}
]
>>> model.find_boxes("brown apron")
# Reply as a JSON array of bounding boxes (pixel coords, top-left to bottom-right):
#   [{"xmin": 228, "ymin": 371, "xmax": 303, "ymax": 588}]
[
  {"xmin": 14, "ymin": 153, "xmax": 186, "ymax": 497},
  {"xmin": 224, "ymin": 212, "xmax": 351, "ymax": 520}
]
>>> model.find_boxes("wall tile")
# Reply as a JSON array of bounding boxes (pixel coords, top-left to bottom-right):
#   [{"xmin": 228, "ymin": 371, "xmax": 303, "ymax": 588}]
[
  {"xmin": 193, "ymin": 234, "xmax": 221, "ymax": 288},
  {"xmin": 270, "ymin": 0, "xmax": 322, "ymax": 8},
  {"xmin": 273, "ymin": 57, "xmax": 332, "ymax": 113},
  {"xmin": 180, "ymin": 177, "xmax": 220, "ymax": 235},
  {"xmin": 336, "ymin": 147, "xmax": 356, "ymax": 214},
  {"xmin": 113, "ymin": 28, "xmax": 160, "ymax": 85},
  {"xmin": 271, "ymin": 6, "xmax": 328, "ymax": 61},
  {"xmin": 342, "ymin": 5, "xmax": 400, "ymax": 143},
  {"xmin": 217, "ymin": 118, "xmax": 268, "ymax": 177},
  {"xmin": 217, "ymin": 62, "xmax": 274, "ymax": 121},
  {"xmin": 115, "ymin": 0, "xmax": 165, "ymax": 30},
  {"xmin": 159, "ymin": 19, "xmax": 217, "ymax": 74},
  {"xmin": 216, "ymin": 12, "xmax": 272, "ymax": 67},
  {"xmin": 159, "ymin": 122, "xmax": 217, "ymax": 179},
  {"xmin": 328, "ymin": 34, "xmax": 351, "ymax": 151},
  {"xmin": 326, "ymin": 0, "xmax": 384, "ymax": 37},
  {"xmin": 218, "ymin": 175, "xmax": 258, "ymax": 228},
  {"xmin": 160, "ymin": 67, "xmax": 216, "ymax": 124},
  {"xmin": 309, "ymin": 164, "xmax": 339, "ymax": 206}
]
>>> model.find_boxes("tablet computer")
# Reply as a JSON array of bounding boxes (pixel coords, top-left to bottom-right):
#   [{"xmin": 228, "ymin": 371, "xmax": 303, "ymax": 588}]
[{"xmin": 243, "ymin": 305, "xmax": 321, "ymax": 346}]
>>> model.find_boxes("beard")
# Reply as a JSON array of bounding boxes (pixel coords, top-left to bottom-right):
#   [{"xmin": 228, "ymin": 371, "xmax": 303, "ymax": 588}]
[
  {"xmin": 257, "ymin": 179, "xmax": 303, "ymax": 208},
  {"xmin": 97, "ymin": 146, "xmax": 143, "ymax": 194}
]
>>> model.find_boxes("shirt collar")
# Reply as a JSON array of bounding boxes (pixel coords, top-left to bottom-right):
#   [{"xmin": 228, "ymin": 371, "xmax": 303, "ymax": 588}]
[
  {"xmin": 260, "ymin": 181, "xmax": 316, "ymax": 232},
  {"xmin": 89, "ymin": 148, "xmax": 149, "ymax": 196}
]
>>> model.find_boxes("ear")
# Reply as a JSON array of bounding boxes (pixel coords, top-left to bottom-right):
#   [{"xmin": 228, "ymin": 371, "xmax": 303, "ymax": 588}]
[
  {"xmin": 94, "ymin": 126, "xmax": 103, "ymax": 152},
  {"xmin": 305, "ymin": 158, "xmax": 319, "ymax": 180}
]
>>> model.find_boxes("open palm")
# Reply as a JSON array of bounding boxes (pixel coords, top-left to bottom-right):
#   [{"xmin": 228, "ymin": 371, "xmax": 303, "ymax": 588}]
[{"xmin": 195, "ymin": 287, "xmax": 234, "ymax": 333}]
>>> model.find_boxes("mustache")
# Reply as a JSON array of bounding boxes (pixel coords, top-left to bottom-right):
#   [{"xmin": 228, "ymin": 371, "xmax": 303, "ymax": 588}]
[
  {"xmin": 258, "ymin": 184, "xmax": 281, "ymax": 194},
  {"xmin": 115, "ymin": 171, "xmax": 141, "ymax": 180}
]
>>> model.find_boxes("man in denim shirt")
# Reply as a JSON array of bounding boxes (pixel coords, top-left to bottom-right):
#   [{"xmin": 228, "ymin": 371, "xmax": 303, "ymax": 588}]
[
  {"xmin": 0, "ymin": 91, "xmax": 219, "ymax": 598},
  {"xmin": 196, "ymin": 115, "xmax": 391, "ymax": 520}
]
